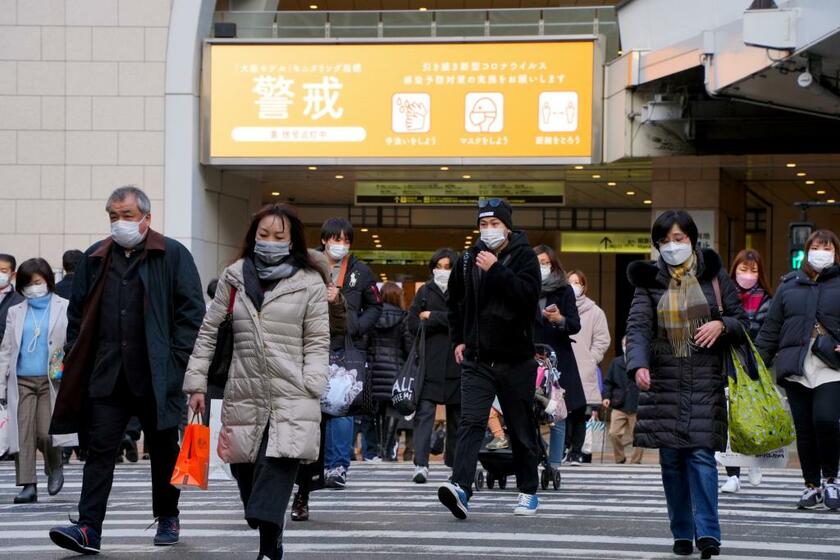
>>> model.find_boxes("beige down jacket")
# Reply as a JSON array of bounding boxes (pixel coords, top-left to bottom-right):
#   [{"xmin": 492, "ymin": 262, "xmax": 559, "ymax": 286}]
[
  {"xmin": 183, "ymin": 259, "xmax": 330, "ymax": 463},
  {"xmin": 570, "ymin": 295, "xmax": 612, "ymax": 406}
]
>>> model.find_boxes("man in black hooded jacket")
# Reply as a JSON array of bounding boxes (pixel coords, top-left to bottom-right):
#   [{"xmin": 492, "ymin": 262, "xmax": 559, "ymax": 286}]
[{"xmin": 438, "ymin": 198, "xmax": 543, "ymax": 519}]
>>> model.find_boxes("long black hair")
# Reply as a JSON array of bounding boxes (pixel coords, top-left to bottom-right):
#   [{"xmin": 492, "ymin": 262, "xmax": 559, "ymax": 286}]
[{"xmin": 238, "ymin": 203, "xmax": 328, "ymax": 284}]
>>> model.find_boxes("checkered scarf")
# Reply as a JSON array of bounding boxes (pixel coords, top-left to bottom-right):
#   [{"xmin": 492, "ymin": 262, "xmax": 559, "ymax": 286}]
[{"xmin": 657, "ymin": 252, "xmax": 711, "ymax": 358}]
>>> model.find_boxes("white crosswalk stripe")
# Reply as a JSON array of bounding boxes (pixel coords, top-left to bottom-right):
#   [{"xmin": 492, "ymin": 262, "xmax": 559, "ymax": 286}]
[{"xmin": 0, "ymin": 460, "xmax": 837, "ymax": 559}]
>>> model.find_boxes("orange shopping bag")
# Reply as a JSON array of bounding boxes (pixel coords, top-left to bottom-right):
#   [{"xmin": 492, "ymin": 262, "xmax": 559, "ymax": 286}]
[{"xmin": 170, "ymin": 412, "xmax": 210, "ymax": 490}]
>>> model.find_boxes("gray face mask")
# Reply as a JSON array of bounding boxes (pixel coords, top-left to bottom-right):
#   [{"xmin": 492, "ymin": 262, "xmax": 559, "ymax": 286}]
[{"xmin": 254, "ymin": 239, "xmax": 291, "ymax": 265}]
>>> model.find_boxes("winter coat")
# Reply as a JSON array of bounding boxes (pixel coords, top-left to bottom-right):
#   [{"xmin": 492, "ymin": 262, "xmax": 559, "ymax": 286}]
[
  {"xmin": 755, "ymin": 265, "xmax": 840, "ymax": 384},
  {"xmin": 0, "ymin": 290, "xmax": 24, "ymax": 344},
  {"xmin": 743, "ymin": 289, "xmax": 772, "ymax": 340},
  {"xmin": 368, "ymin": 303, "xmax": 412, "ymax": 402},
  {"xmin": 183, "ymin": 259, "xmax": 330, "ymax": 463},
  {"xmin": 54, "ymin": 274, "xmax": 74, "ymax": 301},
  {"xmin": 448, "ymin": 231, "xmax": 541, "ymax": 364},
  {"xmin": 625, "ymin": 249, "xmax": 747, "ymax": 451},
  {"xmin": 407, "ymin": 282, "xmax": 461, "ymax": 405},
  {"xmin": 335, "ymin": 254, "xmax": 382, "ymax": 349},
  {"xmin": 571, "ymin": 296, "xmax": 611, "ymax": 406},
  {"xmin": 602, "ymin": 355, "xmax": 639, "ymax": 413},
  {"xmin": 50, "ymin": 230, "xmax": 205, "ymax": 436},
  {"xmin": 0, "ymin": 295, "xmax": 69, "ymax": 454},
  {"xmin": 534, "ymin": 284, "xmax": 586, "ymax": 412}
]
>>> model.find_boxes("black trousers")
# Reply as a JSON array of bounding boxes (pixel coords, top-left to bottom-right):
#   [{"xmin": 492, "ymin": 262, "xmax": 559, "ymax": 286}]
[
  {"xmin": 78, "ymin": 377, "xmax": 180, "ymax": 534},
  {"xmin": 296, "ymin": 418, "xmax": 327, "ymax": 498},
  {"xmin": 413, "ymin": 399, "xmax": 461, "ymax": 468},
  {"xmin": 565, "ymin": 406, "xmax": 587, "ymax": 457},
  {"xmin": 451, "ymin": 358, "xmax": 540, "ymax": 497},
  {"xmin": 231, "ymin": 427, "xmax": 300, "ymax": 528},
  {"xmin": 786, "ymin": 381, "xmax": 840, "ymax": 486}
]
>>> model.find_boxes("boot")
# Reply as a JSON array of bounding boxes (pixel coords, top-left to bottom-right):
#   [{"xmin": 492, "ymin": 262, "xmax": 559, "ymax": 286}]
[
  {"xmin": 290, "ymin": 491, "xmax": 309, "ymax": 521},
  {"xmin": 383, "ymin": 417, "xmax": 400, "ymax": 461},
  {"xmin": 48, "ymin": 465, "xmax": 64, "ymax": 496},
  {"xmin": 14, "ymin": 484, "xmax": 37, "ymax": 504}
]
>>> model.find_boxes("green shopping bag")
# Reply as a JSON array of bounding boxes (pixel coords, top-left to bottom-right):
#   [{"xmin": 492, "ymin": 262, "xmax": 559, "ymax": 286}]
[{"xmin": 728, "ymin": 336, "xmax": 795, "ymax": 455}]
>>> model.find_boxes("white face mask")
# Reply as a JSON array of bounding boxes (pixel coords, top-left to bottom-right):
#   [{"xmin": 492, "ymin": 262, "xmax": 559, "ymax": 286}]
[
  {"xmin": 433, "ymin": 269, "xmax": 451, "ymax": 291},
  {"xmin": 111, "ymin": 217, "xmax": 147, "ymax": 249},
  {"xmin": 808, "ymin": 249, "xmax": 835, "ymax": 272},
  {"xmin": 23, "ymin": 283, "xmax": 48, "ymax": 299},
  {"xmin": 0, "ymin": 272, "xmax": 10, "ymax": 289},
  {"xmin": 572, "ymin": 284, "xmax": 584, "ymax": 298},
  {"xmin": 659, "ymin": 241, "xmax": 693, "ymax": 267},
  {"xmin": 540, "ymin": 265, "xmax": 552, "ymax": 282},
  {"xmin": 480, "ymin": 227, "xmax": 507, "ymax": 251},
  {"xmin": 327, "ymin": 242, "xmax": 349, "ymax": 261}
]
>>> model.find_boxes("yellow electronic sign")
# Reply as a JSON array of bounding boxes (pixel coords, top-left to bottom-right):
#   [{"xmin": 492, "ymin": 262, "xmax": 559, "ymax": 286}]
[{"xmin": 204, "ymin": 41, "xmax": 598, "ymax": 164}]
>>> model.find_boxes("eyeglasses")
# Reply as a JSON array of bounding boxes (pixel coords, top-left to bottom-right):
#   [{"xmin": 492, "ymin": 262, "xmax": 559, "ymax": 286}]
[{"xmin": 478, "ymin": 198, "xmax": 505, "ymax": 209}]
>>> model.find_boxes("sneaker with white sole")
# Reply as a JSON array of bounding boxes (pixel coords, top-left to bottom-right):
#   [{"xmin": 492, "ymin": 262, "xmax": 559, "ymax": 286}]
[
  {"xmin": 513, "ymin": 493, "xmax": 539, "ymax": 515},
  {"xmin": 797, "ymin": 485, "xmax": 823, "ymax": 509},
  {"xmin": 720, "ymin": 475, "xmax": 740, "ymax": 494},
  {"xmin": 748, "ymin": 466, "xmax": 762, "ymax": 486},
  {"xmin": 437, "ymin": 482, "xmax": 469, "ymax": 520},
  {"xmin": 823, "ymin": 480, "xmax": 840, "ymax": 511},
  {"xmin": 363, "ymin": 456, "xmax": 383, "ymax": 464},
  {"xmin": 413, "ymin": 466, "xmax": 429, "ymax": 484},
  {"xmin": 324, "ymin": 467, "xmax": 347, "ymax": 489}
]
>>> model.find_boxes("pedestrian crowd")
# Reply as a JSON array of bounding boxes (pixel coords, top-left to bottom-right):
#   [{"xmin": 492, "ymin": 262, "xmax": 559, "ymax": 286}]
[{"xmin": 0, "ymin": 189, "xmax": 838, "ymax": 560}]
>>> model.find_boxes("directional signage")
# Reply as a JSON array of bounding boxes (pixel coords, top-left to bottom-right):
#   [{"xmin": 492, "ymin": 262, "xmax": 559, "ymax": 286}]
[
  {"xmin": 354, "ymin": 250, "xmax": 435, "ymax": 265},
  {"xmin": 561, "ymin": 232, "xmax": 651, "ymax": 254},
  {"xmin": 355, "ymin": 181, "xmax": 565, "ymax": 206}
]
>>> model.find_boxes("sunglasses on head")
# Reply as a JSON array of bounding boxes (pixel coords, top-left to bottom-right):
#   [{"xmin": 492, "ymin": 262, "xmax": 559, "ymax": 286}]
[{"xmin": 478, "ymin": 198, "xmax": 505, "ymax": 209}]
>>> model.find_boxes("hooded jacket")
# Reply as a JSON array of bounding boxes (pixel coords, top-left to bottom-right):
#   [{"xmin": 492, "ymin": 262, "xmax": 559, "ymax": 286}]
[
  {"xmin": 368, "ymin": 303, "xmax": 412, "ymax": 402},
  {"xmin": 448, "ymin": 230, "xmax": 541, "ymax": 364},
  {"xmin": 625, "ymin": 249, "xmax": 746, "ymax": 451}
]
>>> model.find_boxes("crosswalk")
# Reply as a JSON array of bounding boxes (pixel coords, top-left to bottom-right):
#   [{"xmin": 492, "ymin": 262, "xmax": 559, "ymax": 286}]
[{"xmin": 0, "ymin": 459, "xmax": 837, "ymax": 559}]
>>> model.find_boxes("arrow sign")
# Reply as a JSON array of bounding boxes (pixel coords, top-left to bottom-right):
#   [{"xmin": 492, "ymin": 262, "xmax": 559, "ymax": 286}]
[{"xmin": 600, "ymin": 237, "xmax": 613, "ymax": 250}]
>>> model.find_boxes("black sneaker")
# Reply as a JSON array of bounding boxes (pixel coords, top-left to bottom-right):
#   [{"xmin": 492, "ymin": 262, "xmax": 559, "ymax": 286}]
[
  {"xmin": 153, "ymin": 516, "xmax": 180, "ymax": 546},
  {"xmin": 673, "ymin": 539, "xmax": 693, "ymax": 556},
  {"xmin": 49, "ymin": 524, "xmax": 101, "ymax": 554},
  {"xmin": 123, "ymin": 437, "xmax": 139, "ymax": 463},
  {"xmin": 697, "ymin": 537, "xmax": 720, "ymax": 559},
  {"xmin": 797, "ymin": 485, "xmax": 824, "ymax": 509}
]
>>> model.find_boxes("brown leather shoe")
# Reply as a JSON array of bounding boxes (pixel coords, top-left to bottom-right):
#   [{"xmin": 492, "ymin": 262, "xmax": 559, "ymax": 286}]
[{"xmin": 290, "ymin": 492, "xmax": 309, "ymax": 522}]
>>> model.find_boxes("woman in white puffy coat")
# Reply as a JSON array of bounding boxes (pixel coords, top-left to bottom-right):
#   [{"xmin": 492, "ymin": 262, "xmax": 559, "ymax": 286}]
[
  {"xmin": 567, "ymin": 269, "xmax": 611, "ymax": 464},
  {"xmin": 184, "ymin": 203, "xmax": 330, "ymax": 560}
]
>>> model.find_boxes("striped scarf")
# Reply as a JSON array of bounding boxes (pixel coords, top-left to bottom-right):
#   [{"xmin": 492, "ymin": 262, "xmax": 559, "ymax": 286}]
[{"xmin": 657, "ymin": 253, "xmax": 711, "ymax": 358}]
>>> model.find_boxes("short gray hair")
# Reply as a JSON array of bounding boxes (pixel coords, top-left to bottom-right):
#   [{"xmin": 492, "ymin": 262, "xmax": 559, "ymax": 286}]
[{"xmin": 106, "ymin": 185, "xmax": 151, "ymax": 215}]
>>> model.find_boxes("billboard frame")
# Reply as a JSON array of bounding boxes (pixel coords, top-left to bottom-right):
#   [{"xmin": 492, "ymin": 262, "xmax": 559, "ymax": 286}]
[{"xmin": 200, "ymin": 35, "xmax": 605, "ymax": 166}]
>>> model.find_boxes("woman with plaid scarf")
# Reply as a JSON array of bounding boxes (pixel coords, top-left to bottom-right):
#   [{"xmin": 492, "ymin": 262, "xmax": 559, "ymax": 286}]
[{"xmin": 625, "ymin": 210, "xmax": 747, "ymax": 560}]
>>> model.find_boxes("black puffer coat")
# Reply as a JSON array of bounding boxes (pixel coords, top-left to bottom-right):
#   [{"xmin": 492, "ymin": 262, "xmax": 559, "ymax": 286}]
[
  {"xmin": 534, "ymin": 283, "xmax": 586, "ymax": 412},
  {"xmin": 755, "ymin": 265, "xmax": 840, "ymax": 384},
  {"xmin": 407, "ymin": 282, "xmax": 461, "ymax": 406},
  {"xmin": 368, "ymin": 303, "xmax": 413, "ymax": 402},
  {"xmin": 625, "ymin": 249, "xmax": 747, "ymax": 451}
]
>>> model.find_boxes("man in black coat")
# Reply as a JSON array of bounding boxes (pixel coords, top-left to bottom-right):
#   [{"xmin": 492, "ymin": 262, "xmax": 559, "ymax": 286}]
[
  {"xmin": 54, "ymin": 249, "xmax": 83, "ymax": 301},
  {"xmin": 438, "ymin": 199, "xmax": 542, "ymax": 519},
  {"xmin": 0, "ymin": 254, "xmax": 23, "ymax": 345},
  {"xmin": 48, "ymin": 186, "xmax": 205, "ymax": 555}
]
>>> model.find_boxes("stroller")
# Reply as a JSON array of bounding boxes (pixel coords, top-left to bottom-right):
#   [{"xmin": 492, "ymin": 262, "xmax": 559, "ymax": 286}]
[{"xmin": 474, "ymin": 344, "xmax": 565, "ymax": 491}]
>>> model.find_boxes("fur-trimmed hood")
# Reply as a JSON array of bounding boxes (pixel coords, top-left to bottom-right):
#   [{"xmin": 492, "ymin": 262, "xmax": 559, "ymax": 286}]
[{"xmin": 627, "ymin": 248, "xmax": 723, "ymax": 289}]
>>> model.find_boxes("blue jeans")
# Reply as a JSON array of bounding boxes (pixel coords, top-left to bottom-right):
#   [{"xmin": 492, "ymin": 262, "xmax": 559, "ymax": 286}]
[
  {"xmin": 324, "ymin": 416, "xmax": 354, "ymax": 471},
  {"xmin": 549, "ymin": 419, "xmax": 566, "ymax": 467},
  {"xmin": 659, "ymin": 447, "xmax": 721, "ymax": 543}
]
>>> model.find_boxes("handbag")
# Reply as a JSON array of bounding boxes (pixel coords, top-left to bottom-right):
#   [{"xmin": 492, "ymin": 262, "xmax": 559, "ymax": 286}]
[
  {"xmin": 392, "ymin": 325, "xmax": 425, "ymax": 416},
  {"xmin": 728, "ymin": 334, "xmax": 796, "ymax": 455},
  {"xmin": 170, "ymin": 411, "xmax": 210, "ymax": 490},
  {"xmin": 207, "ymin": 286, "xmax": 238, "ymax": 389},
  {"xmin": 812, "ymin": 323, "xmax": 840, "ymax": 370}
]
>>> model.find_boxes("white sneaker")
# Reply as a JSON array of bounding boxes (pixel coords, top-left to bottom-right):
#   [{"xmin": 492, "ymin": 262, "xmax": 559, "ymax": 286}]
[
  {"xmin": 720, "ymin": 475, "xmax": 741, "ymax": 493},
  {"xmin": 363, "ymin": 456, "xmax": 383, "ymax": 464},
  {"xmin": 413, "ymin": 466, "xmax": 429, "ymax": 484},
  {"xmin": 748, "ymin": 467, "xmax": 762, "ymax": 486}
]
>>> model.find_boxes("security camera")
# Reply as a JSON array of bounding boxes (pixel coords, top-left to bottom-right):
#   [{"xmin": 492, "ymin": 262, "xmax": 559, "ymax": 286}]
[{"xmin": 797, "ymin": 71, "xmax": 813, "ymax": 88}]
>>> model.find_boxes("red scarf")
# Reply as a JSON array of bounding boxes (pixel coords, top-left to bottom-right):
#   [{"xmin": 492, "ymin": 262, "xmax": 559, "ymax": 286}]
[{"xmin": 739, "ymin": 286, "xmax": 764, "ymax": 317}]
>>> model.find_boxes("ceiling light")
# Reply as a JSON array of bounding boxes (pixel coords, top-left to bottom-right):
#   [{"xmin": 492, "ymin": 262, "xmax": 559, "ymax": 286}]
[
  {"xmin": 828, "ymin": 199, "xmax": 836, "ymax": 203},
  {"xmin": 592, "ymin": 174, "xmax": 601, "ymax": 179},
  {"xmin": 817, "ymin": 190, "xmax": 827, "ymax": 195},
  {"xmin": 309, "ymin": 4, "xmax": 318, "ymax": 9},
  {"xmin": 270, "ymin": 191, "xmax": 280, "ymax": 196},
  {"xmin": 796, "ymin": 172, "xmax": 806, "ymax": 177},
  {"xmin": 626, "ymin": 190, "xmax": 636, "ymax": 196},
  {"xmin": 473, "ymin": 229, "xmax": 480, "ymax": 234},
  {"xmin": 371, "ymin": 234, "xmax": 379, "ymax": 238},
  {"xmin": 418, "ymin": 6, "xmax": 427, "ymax": 11},
  {"xmin": 335, "ymin": 174, "xmax": 344, "ymax": 179},
  {"xmin": 643, "ymin": 199, "xmax": 652, "ymax": 205},
  {"xmin": 360, "ymin": 228, "xmax": 369, "ymax": 233},
  {"xmin": 806, "ymin": 180, "xmax": 815, "ymax": 185},
  {"xmin": 308, "ymin": 166, "xmax": 318, "ymax": 170},
  {"xmin": 574, "ymin": 165, "xmax": 584, "ymax": 170},
  {"xmin": 440, "ymin": 166, "xmax": 449, "ymax": 171},
  {"xmin": 785, "ymin": 162, "xmax": 796, "ymax": 168},
  {"xmin": 465, "ymin": 236, "xmax": 473, "ymax": 240},
  {"xmin": 607, "ymin": 181, "xmax": 616, "ymax": 186},
  {"xmin": 375, "ymin": 244, "xmax": 383, "ymax": 249},
  {"xmin": 462, "ymin": 174, "xmax": 471, "ymax": 179}
]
